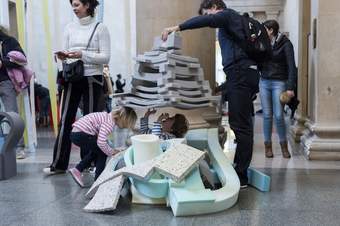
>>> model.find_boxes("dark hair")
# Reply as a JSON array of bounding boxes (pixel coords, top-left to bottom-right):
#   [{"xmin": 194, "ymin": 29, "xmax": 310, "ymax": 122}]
[
  {"xmin": 69, "ymin": 0, "xmax": 99, "ymax": 17},
  {"xmin": 263, "ymin": 20, "xmax": 280, "ymax": 36},
  {"xmin": 243, "ymin": 12, "xmax": 250, "ymax": 18},
  {"xmin": 198, "ymin": 0, "xmax": 227, "ymax": 15},
  {"xmin": 171, "ymin": 114, "xmax": 189, "ymax": 138},
  {"xmin": 117, "ymin": 74, "xmax": 122, "ymax": 79}
]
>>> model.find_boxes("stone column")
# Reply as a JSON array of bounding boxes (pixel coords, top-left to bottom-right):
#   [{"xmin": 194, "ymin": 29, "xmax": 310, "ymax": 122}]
[
  {"xmin": 290, "ymin": 0, "xmax": 311, "ymax": 143},
  {"xmin": 300, "ymin": 0, "xmax": 340, "ymax": 160}
]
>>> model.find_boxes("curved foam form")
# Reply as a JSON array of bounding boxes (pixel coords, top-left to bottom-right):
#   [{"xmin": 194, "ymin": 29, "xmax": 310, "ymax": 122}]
[
  {"xmin": 131, "ymin": 134, "xmax": 161, "ymax": 164},
  {"xmin": 124, "ymin": 148, "xmax": 169, "ymax": 199},
  {"xmin": 126, "ymin": 128, "xmax": 240, "ymax": 216},
  {"xmin": 168, "ymin": 128, "xmax": 240, "ymax": 216}
]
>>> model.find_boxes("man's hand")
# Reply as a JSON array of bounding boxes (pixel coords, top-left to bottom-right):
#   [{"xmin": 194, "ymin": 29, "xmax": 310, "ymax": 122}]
[
  {"xmin": 286, "ymin": 90, "xmax": 295, "ymax": 98},
  {"xmin": 144, "ymin": 108, "xmax": 157, "ymax": 118},
  {"xmin": 161, "ymin": 26, "xmax": 180, "ymax": 41},
  {"xmin": 67, "ymin": 51, "xmax": 82, "ymax": 59}
]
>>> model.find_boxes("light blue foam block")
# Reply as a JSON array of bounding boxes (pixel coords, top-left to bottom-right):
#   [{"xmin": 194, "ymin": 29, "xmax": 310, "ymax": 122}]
[
  {"xmin": 247, "ymin": 167, "xmax": 271, "ymax": 192},
  {"xmin": 0, "ymin": 137, "xmax": 5, "ymax": 153}
]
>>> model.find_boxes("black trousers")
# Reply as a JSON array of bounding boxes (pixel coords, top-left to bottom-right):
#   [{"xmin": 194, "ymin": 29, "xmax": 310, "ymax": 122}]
[
  {"xmin": 51, "ymin": 75, "xmax": 104, "ymax": 171},
  {"xmin": 70, "ymin": 132, "xmax": 107, "ymax": 180},
  {"xmin": 224, "ymin": 67, "xmax": 259, "ymax": 184}
]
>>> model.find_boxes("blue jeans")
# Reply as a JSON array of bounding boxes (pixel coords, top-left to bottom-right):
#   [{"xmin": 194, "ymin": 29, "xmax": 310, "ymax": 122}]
[{"xmin": 259, "ymin": 78, "xmax": 287, "ymax": 143}]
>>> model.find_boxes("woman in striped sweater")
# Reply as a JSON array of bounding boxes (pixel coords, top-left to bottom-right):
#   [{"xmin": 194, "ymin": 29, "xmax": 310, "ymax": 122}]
[{"xmin": 68, "ymin": 107, "xmax": 137, "ymax": 187}]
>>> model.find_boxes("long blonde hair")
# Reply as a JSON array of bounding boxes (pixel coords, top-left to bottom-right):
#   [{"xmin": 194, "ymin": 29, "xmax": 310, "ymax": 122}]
[{"xmin": 112, "ymin": 107, "xmax": 137, "ymax": 129}]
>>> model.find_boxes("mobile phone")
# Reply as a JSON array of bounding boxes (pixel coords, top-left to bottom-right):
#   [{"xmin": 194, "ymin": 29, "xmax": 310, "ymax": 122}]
[{"xmin": 54, "ymin": 51, "xmax": 68, "ymax": 57}]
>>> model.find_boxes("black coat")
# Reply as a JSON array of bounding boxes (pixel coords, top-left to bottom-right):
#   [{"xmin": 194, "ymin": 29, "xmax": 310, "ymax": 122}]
[{"xmin": 260, "ymin": 34, "xmax": 297, "ymax": 90}]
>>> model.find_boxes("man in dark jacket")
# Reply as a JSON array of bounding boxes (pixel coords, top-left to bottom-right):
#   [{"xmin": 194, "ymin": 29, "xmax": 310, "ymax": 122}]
[
  {"xmin": 162, "ymin": 0, "xmax": 260, "ymax": 188},
  {"xmin": 0, "ymin": 27, "xmax": 24, "ymax": 113}
]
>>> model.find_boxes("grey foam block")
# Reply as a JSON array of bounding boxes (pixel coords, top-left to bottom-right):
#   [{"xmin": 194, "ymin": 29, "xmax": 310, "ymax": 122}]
[
  {"xmin": 134, "ymin": 70, "xmax": 204, "ymax": 83},
  {"xmin": 138, "ymin": 52, "xmax": 199, "ymax": 64},
  {"xmin": 158, "ymin": 64, "xmax": 203, "ymax": 75},
  {"xmin": 169, "ymin": 95, "xmax": 220, "ymax": 104},
  {"xmin": 130, "ymin": 91, "xmax": 164, "ymax": 100},
  {"xmin": 122, "ymin": 96, "xmax": 165, "ymax": 106},
  {"xmin": 172, "ymin": 102, "xmax": 214, "ymax": 109},
  {"xmin": 152, "ymin": 32, "xmax": 182, "ymax": 51},
  {"xmin": 83, "ymin": 176, "xmax": 125, "ymax": 213},
  {"xmin": 165, "ymin": 90, "xmax": 209, "ymax": 97},
  {"xmin": 157, "ymin": 78, "xmax": 204, "ymax": 88},
  {"xmin": 154, "ymin": 59, "xmax": 201, "ymax": 70},
  {"xmin": 133, "ymin": 85, "xmax": 159, "ymax": 93},
  {"xmin": 154, "ymin": 144, "xmax": 206, "ymax": 183}
]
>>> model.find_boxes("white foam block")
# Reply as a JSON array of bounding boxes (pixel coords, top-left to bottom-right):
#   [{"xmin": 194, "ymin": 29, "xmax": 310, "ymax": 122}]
[
  {"xmin": 154, "ymin": 144, "xmax": 206, "ymax": 183},
  {"xmin": 83, "ymin": 176, "xmax": 125, "ymax": 213},
  {"xmin": 86, "ymin": 159, "xmax": 157, "ymax": 199}
]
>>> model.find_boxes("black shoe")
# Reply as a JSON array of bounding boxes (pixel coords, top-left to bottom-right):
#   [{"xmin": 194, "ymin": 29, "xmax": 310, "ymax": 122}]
[
  {"xmin": 240, "ymin": 183, "xmax": 248, "ymax": 189},
  {"xmin": 240, "ymin": 178, "xmax": 248, "ymax": 189}
]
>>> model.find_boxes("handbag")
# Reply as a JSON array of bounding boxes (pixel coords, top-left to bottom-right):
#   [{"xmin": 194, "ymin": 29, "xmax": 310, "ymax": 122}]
[{"xmin": 62, "ymin": 22, "xmax": 100, "ymax": 83}]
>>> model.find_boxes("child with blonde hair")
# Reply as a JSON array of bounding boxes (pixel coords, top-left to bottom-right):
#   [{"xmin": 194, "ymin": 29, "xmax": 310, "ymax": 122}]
[{"xmin": 69, "ymin": 107, "xmax": 137, "ymax": 187}]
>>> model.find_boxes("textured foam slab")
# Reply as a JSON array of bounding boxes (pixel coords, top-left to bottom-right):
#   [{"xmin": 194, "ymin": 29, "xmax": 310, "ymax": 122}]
[
  {"xmin": 84, "ymin": 176, "xmax": 125, "ymax": 212},
  {"xmin": 154, "ymin": 144, "xmax": 206, "ymax": 183},
  {"xmin": 86, "ymin": 159, "xmax": 156, "ymax": 199}
]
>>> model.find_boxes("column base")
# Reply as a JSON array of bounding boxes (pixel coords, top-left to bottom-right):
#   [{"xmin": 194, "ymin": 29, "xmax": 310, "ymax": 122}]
[{"xmin": 300, "ymin": 121, "xmax": 340, "ymax": 160}]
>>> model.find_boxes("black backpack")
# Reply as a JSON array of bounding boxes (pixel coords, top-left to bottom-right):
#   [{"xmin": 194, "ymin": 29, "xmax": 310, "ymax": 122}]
[{"xmin": 239, "ymin": 15, "xmax": 272, "ymax": 63}]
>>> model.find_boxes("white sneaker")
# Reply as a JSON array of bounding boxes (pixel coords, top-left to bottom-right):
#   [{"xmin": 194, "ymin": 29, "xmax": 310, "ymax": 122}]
[
  {"xmin": 16, "ymin": 151, "xmax": 26, "ymax": 160},
  {"xmin": 43, "ymin": 167, "xmax": 66, "ymax": 175}
]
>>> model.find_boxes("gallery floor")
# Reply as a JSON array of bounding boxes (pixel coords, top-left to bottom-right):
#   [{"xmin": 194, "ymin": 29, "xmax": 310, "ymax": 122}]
[{"xmin": 1, "ymin": 115, "xmax": 340, "ymax": 226}]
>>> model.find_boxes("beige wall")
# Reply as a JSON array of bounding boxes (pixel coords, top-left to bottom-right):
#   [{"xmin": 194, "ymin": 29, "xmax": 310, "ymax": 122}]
[{"xmin": 135, "ymin": 0, "xmax": 216, "ymax": 88}]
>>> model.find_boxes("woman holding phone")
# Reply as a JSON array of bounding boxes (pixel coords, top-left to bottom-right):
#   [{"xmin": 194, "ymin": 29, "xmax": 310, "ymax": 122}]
[{"xmin": 43, "ymin": 0, "xmax": 111, "ymax": 175}]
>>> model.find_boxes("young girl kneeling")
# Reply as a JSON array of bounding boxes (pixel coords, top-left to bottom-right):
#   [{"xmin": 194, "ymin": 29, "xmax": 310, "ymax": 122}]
[{"xmin": 69, "ymin": 107, "xmax": 137, "ymax": 187}]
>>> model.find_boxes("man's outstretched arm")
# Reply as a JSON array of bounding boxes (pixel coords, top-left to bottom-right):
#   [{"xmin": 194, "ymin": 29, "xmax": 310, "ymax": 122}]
[{"xmin": 162, "ymin": 11, "xmax": 230, "ymax": 40}]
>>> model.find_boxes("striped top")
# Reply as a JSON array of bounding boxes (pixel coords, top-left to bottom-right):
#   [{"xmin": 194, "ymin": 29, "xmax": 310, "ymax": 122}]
[
  {"xmin": 140, "ymin": 117, "xmax": 176, "ymax": 140},
  {"xmin": 72, "ymin": 112, "xmax": 117, "ymax": 156}
]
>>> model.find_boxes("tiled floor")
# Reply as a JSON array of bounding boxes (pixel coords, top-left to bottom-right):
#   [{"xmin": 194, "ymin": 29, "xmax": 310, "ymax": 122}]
[{"xmin": 1, "ymin": 115, "xmax": 340, "ymax": 226}]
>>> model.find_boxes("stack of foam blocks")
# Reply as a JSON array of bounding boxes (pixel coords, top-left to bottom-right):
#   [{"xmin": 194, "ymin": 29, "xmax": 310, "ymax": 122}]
[{"xmin": 116, "ymin": 33, "xmax": 219, "ymax": 109}]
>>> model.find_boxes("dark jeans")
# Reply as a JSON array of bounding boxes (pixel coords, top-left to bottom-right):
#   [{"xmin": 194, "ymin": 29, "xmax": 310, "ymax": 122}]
[
  {"xmin": 51, "ymin": 75, "xmax": 104, "ymax": 171},
  {"xmin": 224, "ymin": 67, "xmax": 259, "ymax": 184},
  {"xmin": 70, "ymin": 132, "xmax": 107, "ymax": 180}
]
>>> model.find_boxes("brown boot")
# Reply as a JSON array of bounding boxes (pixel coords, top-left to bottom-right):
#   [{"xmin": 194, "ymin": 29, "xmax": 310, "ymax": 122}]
[
  {"xmin": 280, "ymin": 141, "xmax": 291, "ymax": 158},
  {"xmin": 264, "ymin": 142, "xmax": 273, "ymax": 158}
]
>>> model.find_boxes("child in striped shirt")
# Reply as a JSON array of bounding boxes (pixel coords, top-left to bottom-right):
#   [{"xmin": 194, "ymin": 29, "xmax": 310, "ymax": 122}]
[
  {"xmin": 140, "ymin": 108, "xmax": 189, "ymax": 139},
  {"xmin": 69, "ymin": 107, "xmax": 137, "ymax": 187}
]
